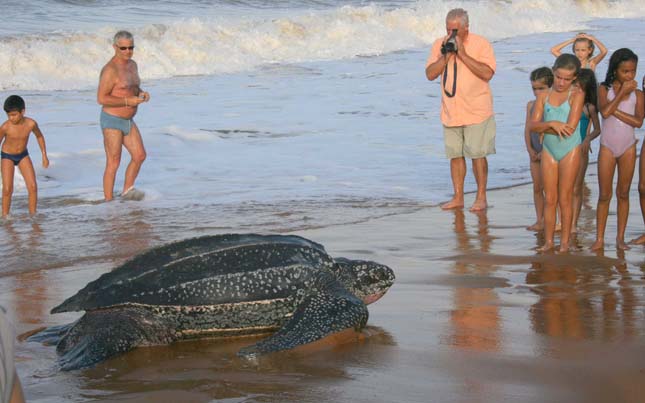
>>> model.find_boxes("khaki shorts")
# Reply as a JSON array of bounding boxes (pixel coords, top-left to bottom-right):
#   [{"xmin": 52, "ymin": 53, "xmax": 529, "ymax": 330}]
[{"xmin": 443, "ymin": 115, "xmax": 496, "ymax": 159}]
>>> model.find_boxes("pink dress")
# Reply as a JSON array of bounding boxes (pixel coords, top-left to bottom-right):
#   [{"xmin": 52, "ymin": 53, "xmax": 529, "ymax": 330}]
[{"xmin": 600, "ymin": 87, "xmax": 637, "ymax": 157}]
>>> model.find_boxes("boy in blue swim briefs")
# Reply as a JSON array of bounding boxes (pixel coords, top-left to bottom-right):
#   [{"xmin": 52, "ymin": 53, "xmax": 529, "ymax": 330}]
[{"xmin": 0, "ymin": 95, "xmax": 49, "ymax": 218}]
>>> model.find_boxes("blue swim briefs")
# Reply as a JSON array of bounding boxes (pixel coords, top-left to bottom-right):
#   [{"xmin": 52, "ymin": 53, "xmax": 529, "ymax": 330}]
[
  {"xmin": 100, "ymin": 110, "xmax": 132, "ymax": 136},
  {"xmin": 1, "ymin": 149, "xmax": 29, "ymax": 166}
]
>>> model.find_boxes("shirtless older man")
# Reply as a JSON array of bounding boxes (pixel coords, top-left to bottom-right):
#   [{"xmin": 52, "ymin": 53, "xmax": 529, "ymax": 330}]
[{"xmin": 97, "ymin": 30, "xmax": 150, "ymax": 201}]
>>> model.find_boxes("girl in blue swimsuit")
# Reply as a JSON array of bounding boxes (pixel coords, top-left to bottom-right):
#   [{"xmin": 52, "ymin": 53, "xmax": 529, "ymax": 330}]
[{"xmin": 529, "ymin": 54, "xmax": 585, "ymax": 252}]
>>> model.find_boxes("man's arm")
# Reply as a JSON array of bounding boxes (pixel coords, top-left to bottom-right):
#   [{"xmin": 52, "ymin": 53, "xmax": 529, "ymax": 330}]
[
  {"xmin": 456, "ymin": 37, "xmax": 494, "ymax": 82},
  {"xmin": 426, "ymin": 53, "xmax": 449, "ymax": 81},
  {"xmin": 132, "ymin": 63, "xmax": 151, "ymax": 102}
]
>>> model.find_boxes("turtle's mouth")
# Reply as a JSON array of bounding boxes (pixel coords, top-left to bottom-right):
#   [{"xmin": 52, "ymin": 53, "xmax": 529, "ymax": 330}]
[{"xmin": 363, "ymin": 291, "xmax": 386, "ymax": 305}]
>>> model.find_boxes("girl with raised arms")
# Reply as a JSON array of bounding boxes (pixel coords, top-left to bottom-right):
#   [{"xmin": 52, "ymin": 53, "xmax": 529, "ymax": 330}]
[{"xmin": 551, "ymin": 33, "xmax": 607, "ymax": 71}]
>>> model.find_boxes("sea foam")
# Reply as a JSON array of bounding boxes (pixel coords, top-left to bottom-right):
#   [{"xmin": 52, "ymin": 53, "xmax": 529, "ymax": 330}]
[{"xmin": 1, "ymin": 0, "xmax": 643, "ymax": 91}]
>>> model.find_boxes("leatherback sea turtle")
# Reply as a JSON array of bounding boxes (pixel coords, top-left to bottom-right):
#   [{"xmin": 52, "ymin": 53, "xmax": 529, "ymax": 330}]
[{"xmin": 30, "ymin": 233, "xmax": 395, "ymax": 370}]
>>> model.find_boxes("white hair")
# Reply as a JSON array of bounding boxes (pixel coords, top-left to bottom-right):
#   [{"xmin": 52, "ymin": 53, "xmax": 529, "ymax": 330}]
[
  {"xmin": 446, "ymin": 8, "xmax": 469, "ymax": 28},
  {"xmin": 113, "ymin": 30, "xmax": 134, "ymax": 44}
]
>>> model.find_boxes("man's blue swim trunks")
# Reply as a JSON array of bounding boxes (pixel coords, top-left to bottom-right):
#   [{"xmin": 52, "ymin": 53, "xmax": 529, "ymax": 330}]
[
  {"xmin": 100, "ymin": 110, "xmax": 132, "ymax": 136},
  {"xmin": 1, "ymin": 149, "xmax": 29, "ymax": 166}
]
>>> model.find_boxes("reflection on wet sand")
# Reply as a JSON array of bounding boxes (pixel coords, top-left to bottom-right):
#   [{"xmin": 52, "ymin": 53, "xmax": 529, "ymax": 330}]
[
  {"xmin": 62, "ymin": 326, "xmax": 396, "ymax": 401},
  {"xmin": 442, "ymin": 209, "xmax": 502, "ymax": 400},
  {"xmin": 447, "ymin": 210, "xmax": 500, "ymax": 353},
  {"xmin": 527, "ymin": 250, "xmax": 641, "ymax": 343},
  {"xmin": 12, "ymin": 271, "xmax": 48, "ymax": 326},
  {"xmin": 2, "ymin": 221, "xmax": 49, "ymax": 327},
  {"xmin": 1, "ymin": 220, "xmax": 44, "ymax": 274},
  {"xmin": 98, "ymin": 207, "xmax": 157, "ymax": 263}
]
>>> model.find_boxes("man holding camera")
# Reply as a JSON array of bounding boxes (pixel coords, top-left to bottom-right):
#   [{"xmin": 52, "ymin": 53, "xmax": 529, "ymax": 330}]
[{"xmin": 425, "ymin": 8, "xmax": 496, "ymax": 211}]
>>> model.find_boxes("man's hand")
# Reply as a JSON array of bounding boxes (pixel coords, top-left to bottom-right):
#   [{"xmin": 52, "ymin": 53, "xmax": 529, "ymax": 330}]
[
  {"xmin": 139, "ymin": 91, "xmax": 151, "ymax": 102},
  {"xmin": 127, "ymin": 95, "xmax": 145, "ymax": 107},
  {"xmin": 455, "ymin": 35, "xmax": 466, "ymax": 58}
]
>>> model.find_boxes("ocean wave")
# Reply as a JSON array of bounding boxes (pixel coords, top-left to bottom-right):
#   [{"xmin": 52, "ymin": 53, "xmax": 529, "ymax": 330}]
[{"xmin": 1, "ymin": 0, "xmax": 643, "ymax": 91}]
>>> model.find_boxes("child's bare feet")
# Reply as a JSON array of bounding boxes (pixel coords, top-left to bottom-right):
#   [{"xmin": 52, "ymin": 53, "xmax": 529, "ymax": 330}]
[
  {"xmin": 526, "ymin": 221, "xmax": 544, "ymax": 231},
  {"xmin": 558, "ymin": 243, "xmax": 570, "ymax": 253},
  {"xmin": 616, "ymin": 239, "xmax": 631, "ymax": 250},
  {"xmin": 590, "ymin": 239, "xmax": 604, "ymax": 251},
  {"xmin": 441, "ymin": 197, "xmax": 464, "ymax": 210},
  {"xmin": 554, "ymin": 223, "xmax": 562, "ymax": 233},
  {"xmin": 538, "ymin": 242, "xmax": 555, "ymax": 252},
  {"xmin": 630, "ymin": 234, "xmax": 645, "ymax": 244}
]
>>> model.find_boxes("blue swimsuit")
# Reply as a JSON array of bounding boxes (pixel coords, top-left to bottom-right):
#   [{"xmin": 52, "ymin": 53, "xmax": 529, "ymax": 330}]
[
  {"xmin": 1, "ymin": 149, "xmax": 29, "ymax": 166},
  {"xmin": 579, "ymin": 112, "xmax": 590, "ymax": 142},
  {"xmin": 542, "ymin": 91, "xmax": 581, "ymax": 161},
  {"xmin": 100, "ymin": 110, "xmax": 132, "ymax": 136}
]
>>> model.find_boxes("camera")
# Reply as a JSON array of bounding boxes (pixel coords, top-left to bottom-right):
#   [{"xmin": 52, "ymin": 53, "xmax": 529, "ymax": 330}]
[{"xmin": 441, "ymin": 29, "xmax": 458, "ymax": 55}]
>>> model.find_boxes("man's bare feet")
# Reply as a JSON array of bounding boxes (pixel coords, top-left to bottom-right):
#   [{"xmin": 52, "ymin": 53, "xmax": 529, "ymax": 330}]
[
  {"xmin": 469, "ymin": 199, "xmax": 487, "ymax": 212},
  {"xmin": 558, "ymin": 243, "xmax": 570, "ymax": 253},
  {"xmin": 629, "ymin": 234, "xmax": 645, "ymax": 244},
  {"xmin": 590, "ymin": 239, "xmax": 604, "ymax": 251},
  {"xmin": 441, "ymin": 198, "xmax": 464, "ymax": 210},
  {"xmin": 538, "ymin": 242, "xmax": 555, "ymax": 252},
  {"xmin": 616, "ymin": 239, "xmax": 631, "ymax": 250},
  {"xmin": 526, "ymin": 221, "xmax": 544, "ymax": 231}
]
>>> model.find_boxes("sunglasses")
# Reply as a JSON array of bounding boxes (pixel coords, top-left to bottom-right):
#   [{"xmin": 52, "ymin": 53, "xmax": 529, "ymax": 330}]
[{"xmin": 118, "ymin": 46, "xmax": 135, "ymax": 51}]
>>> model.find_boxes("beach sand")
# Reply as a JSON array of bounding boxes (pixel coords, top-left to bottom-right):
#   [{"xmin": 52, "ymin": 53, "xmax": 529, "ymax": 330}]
[{"xmin": 3, "ymin": 167, "xmax": 645, "ymax": 402}]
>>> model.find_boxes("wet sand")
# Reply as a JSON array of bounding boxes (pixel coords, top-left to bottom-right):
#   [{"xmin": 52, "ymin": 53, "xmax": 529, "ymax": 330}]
[{"xmin": 3, "ymin": 170, "xmax": 645, "ymax": 402}]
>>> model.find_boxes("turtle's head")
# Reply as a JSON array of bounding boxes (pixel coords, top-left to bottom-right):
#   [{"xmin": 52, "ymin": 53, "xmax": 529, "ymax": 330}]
[{"xmin": 332, "ymin": 258, "xmax": 395, "ymax": 305}]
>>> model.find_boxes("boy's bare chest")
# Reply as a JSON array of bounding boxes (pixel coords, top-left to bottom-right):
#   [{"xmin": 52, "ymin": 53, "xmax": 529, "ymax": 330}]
[{"xmin": 6, "ymin": 124, "xmax": 31, "ymax": 141}]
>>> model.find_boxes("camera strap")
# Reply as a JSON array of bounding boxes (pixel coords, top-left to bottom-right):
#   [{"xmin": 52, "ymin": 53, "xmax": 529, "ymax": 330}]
[{"xmin": 443, "ymin": 60, "xmax": 457, "ymax": 98}]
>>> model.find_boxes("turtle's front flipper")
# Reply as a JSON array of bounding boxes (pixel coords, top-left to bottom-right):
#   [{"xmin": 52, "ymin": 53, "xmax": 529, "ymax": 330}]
[
  {"xmin": 238, "ymin": 272, "xmax": 368, "ymax": 357},
  {"xmin": 26, "ymin": 323, "xmax": 75, "ymax": 345},
  {"xmin": 56, "ymin": 307, "xmax": 176, "ymax": 371}
]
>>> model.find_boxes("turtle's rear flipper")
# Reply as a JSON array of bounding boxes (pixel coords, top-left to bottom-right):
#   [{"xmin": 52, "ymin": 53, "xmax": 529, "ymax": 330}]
[
  {"xmin": 238, "ymin": 273, "xmax": 368, "ymax": 357},
  {"xmin": 56, "ymin": 307, "xmax": 175, "ymax": 371}
]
